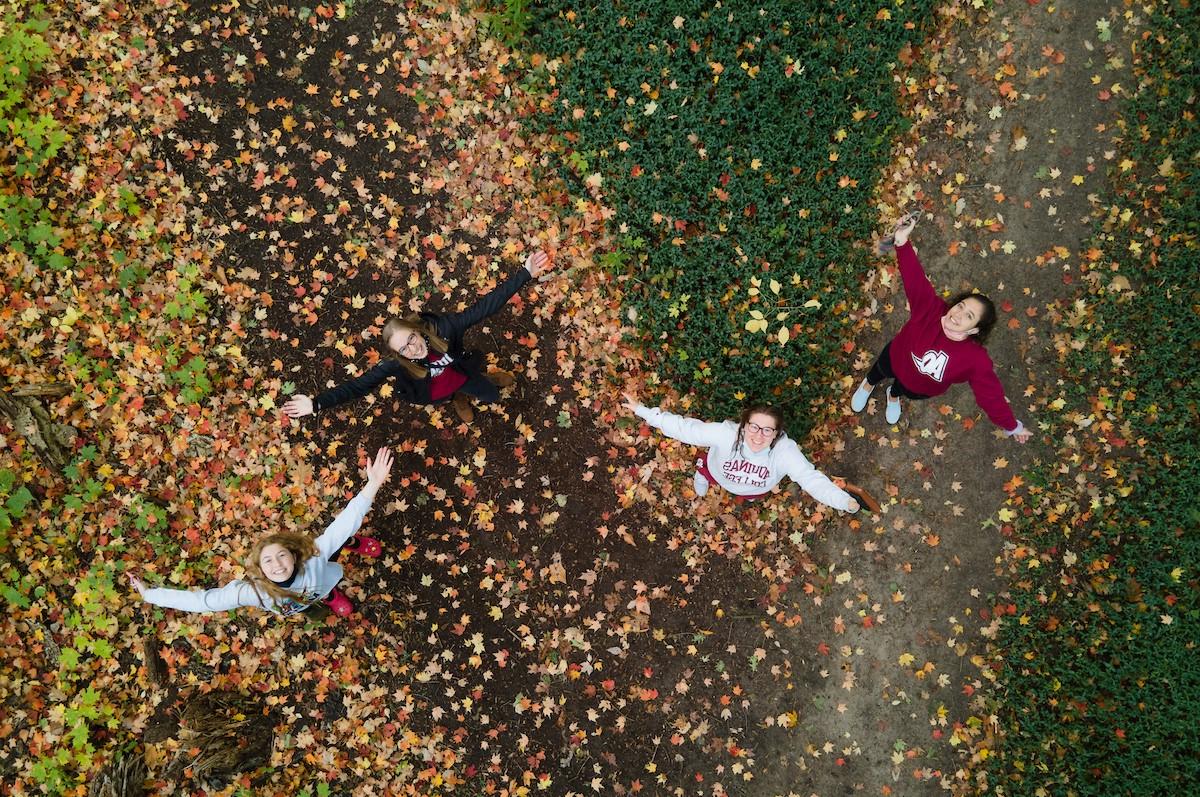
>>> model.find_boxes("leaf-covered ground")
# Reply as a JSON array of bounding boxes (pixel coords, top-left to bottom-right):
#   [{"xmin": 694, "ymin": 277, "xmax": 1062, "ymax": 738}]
[{"xmin": 3, "ymin": 0, "xmax": 1184, "ymax": 795}]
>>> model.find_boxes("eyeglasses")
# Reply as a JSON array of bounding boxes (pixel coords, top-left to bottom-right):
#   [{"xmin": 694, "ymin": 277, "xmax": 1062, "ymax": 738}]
[
  {"xmin": 745, "ymin": 422, "xmax": 776, "ymax": 436},
  {"xmin": 400, "ymin": 333, "xmax": 423, "ymax": 355}
]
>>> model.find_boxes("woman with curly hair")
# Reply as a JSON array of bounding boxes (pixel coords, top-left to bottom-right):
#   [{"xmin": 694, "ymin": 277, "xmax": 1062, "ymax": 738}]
[{"xmin": 128, "ymin": 448, "xmax": 394, "ymax": 618}]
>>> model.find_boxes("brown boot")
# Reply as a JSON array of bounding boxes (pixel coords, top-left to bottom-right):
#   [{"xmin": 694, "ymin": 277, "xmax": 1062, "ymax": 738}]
[
  {"xmin": 451, "ymin": 393, "xmax": 474, "ymax": 423},
  {"xmin": 488, "ymin": 370, "xmax": 515, "ymax": 388}
]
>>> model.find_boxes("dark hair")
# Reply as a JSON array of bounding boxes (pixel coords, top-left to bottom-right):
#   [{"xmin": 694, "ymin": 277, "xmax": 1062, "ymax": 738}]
[
  {"xmin": 946, "ymin": 291, "xmax": 997, "ymax": 344},
  {"xmin": 733, "ymin": 404, "xmax": 785, "ymax": 451}
]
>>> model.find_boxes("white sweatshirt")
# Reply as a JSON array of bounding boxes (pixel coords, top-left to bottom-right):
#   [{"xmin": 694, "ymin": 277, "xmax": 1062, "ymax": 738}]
[
  {"xmin": 634, "ymin": 405, "xmax": 854, "ymax": 510},
  {"xmin": 141, "ymin": 490, "xmax": 375, "ymax": 616}
]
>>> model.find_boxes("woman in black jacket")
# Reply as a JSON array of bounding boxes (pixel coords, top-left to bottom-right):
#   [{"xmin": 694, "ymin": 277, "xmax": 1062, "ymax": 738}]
[{"xmin": 283, "ymin": 250, "xmax": 548, "ymax": 424}]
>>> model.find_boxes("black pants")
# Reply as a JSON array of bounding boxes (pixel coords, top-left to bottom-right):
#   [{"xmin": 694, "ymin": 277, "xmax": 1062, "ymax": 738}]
[
  {"xmin": 866, "ymin": 342, "xmax": 932, "ymax": 400},
  {"xmin": 435, "ymin": 352, "xmax": 500, "ymax": 404},
  {"xmin": 457, "ymin": 370, "xmax": 500, "ymax": 403}
]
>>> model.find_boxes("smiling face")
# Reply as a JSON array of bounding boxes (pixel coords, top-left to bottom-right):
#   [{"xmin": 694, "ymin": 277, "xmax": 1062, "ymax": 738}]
[
  {"xmin": 258, "ymin": 543, "xmax": 296, "ymax": 583},
  {"xmin": 941, "ymin": 296, "xmax": 985, "ymax": 340},
  {"xmin": 742, "ymin": 412, "xmax": 779, "ymax": 453},
  {"xmin": 388, "ymin": 329, "xmax": 428, "ymax": 360}
]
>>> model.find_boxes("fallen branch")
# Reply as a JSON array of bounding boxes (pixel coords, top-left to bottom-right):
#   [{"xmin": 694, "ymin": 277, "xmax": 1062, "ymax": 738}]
[
  {"xmin": 12, "ymin": 383, "xmax": 71, "ymax": 398},
  {"xmin": 834, "ymin": 479, "xmax": 882, "ymax": 514},
  {"xmin": 0, "ymin": 389, "xmax": 75, "ymax": 472}
]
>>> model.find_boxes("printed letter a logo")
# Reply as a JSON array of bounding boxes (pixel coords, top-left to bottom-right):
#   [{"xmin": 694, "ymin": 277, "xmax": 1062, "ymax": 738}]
[{"xmin": 912, "ymin": 350, "xmax": 949, "ymax": 382}]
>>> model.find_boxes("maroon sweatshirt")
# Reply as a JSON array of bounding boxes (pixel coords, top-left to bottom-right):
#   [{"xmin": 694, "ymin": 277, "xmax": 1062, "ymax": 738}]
[{"xmin": 889, "ymin": 243, "xmax": 1019, "ymax": 432}]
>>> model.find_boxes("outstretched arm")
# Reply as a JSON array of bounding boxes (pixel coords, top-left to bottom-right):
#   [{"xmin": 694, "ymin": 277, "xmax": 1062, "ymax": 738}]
[
  {"xmin": 888, "ymin": 214, "xmax": 942, "ymax": 318},
  {"xmin": 966, "ymin": 363, "xmax": 1026, "ymax": 439},
  {"xmin": 624, "ymin": 391, "xmax": 728, "ymax": 448},
  {"xmin": 435, "ymin": 251, "xmax": 547, "ymax": 338},
  {"xmin": 313, "ymin": 447, "xmax": 394, "ymax": 560},
  {"xmin": 303, "ymin": 361, "xmax": 405, "ymax": 415},
  {"xmin": 130, "ymin": 573, "xmax": 262, "ymax": 613},
  {"xmin": 895, "ymin": 241, "xmax": 942, "ymax": 317},
  {"xmin": 783, "ymin": 445, "xmax": 859, "ymax": 512}
]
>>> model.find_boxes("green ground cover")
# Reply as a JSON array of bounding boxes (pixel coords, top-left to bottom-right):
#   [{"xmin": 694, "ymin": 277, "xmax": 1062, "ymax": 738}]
[{"xmin": 528, "ymin": 0, "xmax": 937, "ymax": 429}]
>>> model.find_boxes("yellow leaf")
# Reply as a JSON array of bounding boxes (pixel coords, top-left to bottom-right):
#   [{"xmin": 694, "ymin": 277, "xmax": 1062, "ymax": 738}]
[
  {"xmin": 993, "ymin": 456, "xmax": 1009, "ymax": 469},
  {"xmin": 1158, "ymin": 155, "xmax": 1175, "ymax": 177},
  {"xmin": 898, "ymin": 652, "xmax": 915, "ymax": 666},
  {"xmin": 745, "ymin": 310, "xmax": 768, "ymax": 333},
  {"xmin": 777, "ymin": 326, "xmax": 790, "ymax": 345}
]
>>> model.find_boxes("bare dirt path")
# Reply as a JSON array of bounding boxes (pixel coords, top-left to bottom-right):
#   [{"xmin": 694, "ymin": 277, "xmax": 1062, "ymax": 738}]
[{"xmin": 742, "ymin": 0, "xmax": 1134, "ymax": 793}]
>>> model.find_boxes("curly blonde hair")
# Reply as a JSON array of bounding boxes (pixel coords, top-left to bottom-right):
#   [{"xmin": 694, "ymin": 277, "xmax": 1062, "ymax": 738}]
[{"xmin": 244, "ymin": 531, "xmax": 319, "ymax": 606}]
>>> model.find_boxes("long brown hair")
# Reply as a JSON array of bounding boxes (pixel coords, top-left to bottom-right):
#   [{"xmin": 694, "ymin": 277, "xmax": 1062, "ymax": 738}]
[
  {"xmin": 733, "ymin": 404, "xmax": 786, "ymax": 452},
  {"xmin": 244, "ymin": 531, "xmax": 319, "ymax": 606},
  {"xmin": 382, "ymin": 316, "xmax": 450, "ymax": 378}
]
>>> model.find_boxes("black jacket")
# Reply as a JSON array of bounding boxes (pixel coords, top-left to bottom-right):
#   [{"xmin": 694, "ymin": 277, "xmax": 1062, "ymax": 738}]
[{"xmin": 313, "ymin": 267, "xmax": 532, "ymax": 411}]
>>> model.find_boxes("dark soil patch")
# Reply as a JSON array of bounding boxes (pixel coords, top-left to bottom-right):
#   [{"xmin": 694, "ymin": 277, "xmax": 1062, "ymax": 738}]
[{"xmin": 160, "ymin": 1, "xmax": 819, "ymax": 792}]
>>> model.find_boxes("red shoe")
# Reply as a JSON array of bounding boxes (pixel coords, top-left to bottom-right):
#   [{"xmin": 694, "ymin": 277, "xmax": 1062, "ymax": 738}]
[
  {"xmin": 345, "ymin": 535, "xmax": 382, "ymax": 558},
  {"xmin": 322, "ymin": 587, "xmax": 353, "ymax": 617}
]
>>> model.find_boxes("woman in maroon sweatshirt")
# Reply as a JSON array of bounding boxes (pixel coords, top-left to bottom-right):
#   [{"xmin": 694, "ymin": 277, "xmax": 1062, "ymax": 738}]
[{"xmin": 851, "ymin": 214, "xmax": 1032, "ymax": 443}]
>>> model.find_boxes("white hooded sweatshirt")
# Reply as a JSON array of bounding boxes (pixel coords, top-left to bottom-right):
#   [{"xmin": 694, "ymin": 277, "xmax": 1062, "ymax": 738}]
[
  {"xmin": 635, "ymin": 405, "xmax": 854, "ymax": 511},
  {"xmin": 141, "ymin": 490, "xmax": 374, "ymax": 616}
]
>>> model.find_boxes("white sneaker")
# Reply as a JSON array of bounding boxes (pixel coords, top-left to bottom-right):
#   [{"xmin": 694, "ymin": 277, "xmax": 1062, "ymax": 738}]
[
  {"xmin": 850, "ymin": 378, "xmax": 874, "ymax": 413},
  {"xmin": 692, "ymin": 470, "xmax": 710, "ymax": 497},
  {"xmin": 885, "ymin": 386, "xmax": 902, "ymax": 424}
]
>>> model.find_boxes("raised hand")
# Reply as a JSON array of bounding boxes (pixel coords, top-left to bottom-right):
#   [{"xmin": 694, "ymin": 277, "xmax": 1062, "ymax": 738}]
[
  {"xmin": 622, "ymin": 390, "xmax": 642, "ymax": 414},
  {"xmin": 282, "ymin": 395, "xmax": 314, "ymax": 418},
  {"xmin": 524, "ymin": 249, "xmax": 550, "ymax": 278},
  {"xmin": 128, "ymin": 572, "xmax": 148, "ymax": 597},
  {"xmin": 364, "ymin": 446, "xmax": 394, "ymax": 489},
  {"xmin": 892, "ymin": 210, "xmax": 920, "ymax": 247}
]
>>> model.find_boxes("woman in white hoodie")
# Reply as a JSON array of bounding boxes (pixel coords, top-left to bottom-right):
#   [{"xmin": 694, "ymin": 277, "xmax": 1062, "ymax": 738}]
[
  {"xmin": 623, "ymin": 393, "xmax": 859, "ymax": 512},
  {"xmin": 128, "ymin": 447, "xmax": 394, "ymax": 618}
]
